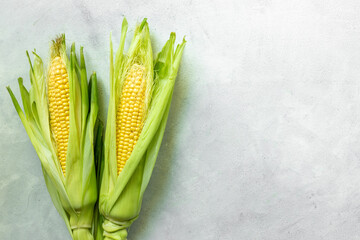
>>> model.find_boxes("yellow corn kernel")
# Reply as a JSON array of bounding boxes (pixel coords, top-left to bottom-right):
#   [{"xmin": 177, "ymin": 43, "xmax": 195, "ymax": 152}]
[
  {"xmin": 116, "ymin": 64, "xmax": 146, "ymax": 175},
  {"xmin": 48, "ymin": 56, "xmax": 70, "ymax": 176}
]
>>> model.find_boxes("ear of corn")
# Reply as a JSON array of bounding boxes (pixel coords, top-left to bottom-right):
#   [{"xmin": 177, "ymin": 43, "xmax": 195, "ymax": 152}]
[
  {"xmin": 7, "ymin": 35, "xmax": 99, "ymax": 240},
  {"xmin": 99, "ymin": 18, "xmax": 186, "ymax": 240},
  {"xmin": 116, "ymin": 63, "xmax": 147, "ymax": 175},
  {"xmin": 48, "ymin": 39, "xmax": 70, "ymax": 175}
]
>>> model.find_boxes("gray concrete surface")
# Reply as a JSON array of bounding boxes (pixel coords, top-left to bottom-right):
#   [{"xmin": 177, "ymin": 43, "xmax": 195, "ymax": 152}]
[{"xmin": 1, "ymin": 0, "xmax": 360, "ymax": 239}]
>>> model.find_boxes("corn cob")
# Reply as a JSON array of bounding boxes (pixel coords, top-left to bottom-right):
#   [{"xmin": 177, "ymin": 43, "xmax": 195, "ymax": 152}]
[
  {"xmin": 116, "ymin": 64, "xmax": 147, "ymax": 174},
  {"xmin": 48, "ymin": 53, "xmax": 70, "ymax": 175}
]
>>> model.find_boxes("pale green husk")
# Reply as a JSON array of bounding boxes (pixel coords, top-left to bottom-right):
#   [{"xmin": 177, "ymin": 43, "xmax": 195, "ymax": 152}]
[
  {"xmin": 99, "ymin": 18, "xmax": 186, "ymax": 240},
  {"xmin": 7, "ymin": 36, "xmax": 99, "ymax": 240}
]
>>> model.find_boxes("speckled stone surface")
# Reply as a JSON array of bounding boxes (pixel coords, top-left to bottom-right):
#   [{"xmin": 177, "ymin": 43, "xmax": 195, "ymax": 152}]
[{"xmin": 2, "ymin": 0, "xmax": 360, "ymax": 239}]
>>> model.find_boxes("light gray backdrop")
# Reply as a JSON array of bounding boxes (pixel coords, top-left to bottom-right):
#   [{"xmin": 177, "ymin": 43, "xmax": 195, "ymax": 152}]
[{"xmin": 1, "ymin": 0, "xmax": 360, "ymax": 239}]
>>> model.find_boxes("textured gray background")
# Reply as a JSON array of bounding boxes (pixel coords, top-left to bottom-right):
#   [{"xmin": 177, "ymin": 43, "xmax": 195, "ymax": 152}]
[{"xmin": 1, "ymin": 0, "xmax": 360, "ymax": 239}]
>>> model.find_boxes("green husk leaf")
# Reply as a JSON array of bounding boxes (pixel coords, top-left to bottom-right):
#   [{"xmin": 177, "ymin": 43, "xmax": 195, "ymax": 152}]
[
  {"xmin": 42, "ymin": 166, "xmax": 72, "ymax": 237},
  {"xmin": 17, "ymin": 78, "xmax": 32, "ymax": 120},
  {"xmin": 114, "ymin": 18, "xmax": 128, "ymax": 83},
  {"xmin": 80, "ymin": 46, "xmax": 89, "ymax": 132}
]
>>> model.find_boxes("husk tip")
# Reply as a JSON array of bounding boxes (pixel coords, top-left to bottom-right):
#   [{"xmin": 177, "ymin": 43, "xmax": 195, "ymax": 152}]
[
  {"xmin": 182, "ymin": 36, "xmax": 187, "ymax": 43},
  {"xmin": 139, "ymin": 18, "xmax": 149, "ymax": 32},
  {"xmin": 51, "ymin": 34, "xmax": 66, "ymax": 58},
  {"xmin": 122, "ymin": 17, "xmax": 128, "ymax": 28}
]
